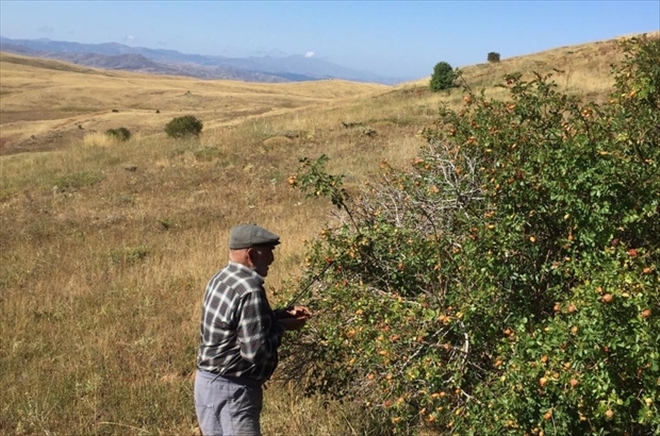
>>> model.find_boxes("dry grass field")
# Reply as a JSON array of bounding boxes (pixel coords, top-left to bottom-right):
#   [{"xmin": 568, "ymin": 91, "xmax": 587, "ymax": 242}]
[{"xmin": 1, "ymin": 33, "xmax": 652, "ymax": 435}]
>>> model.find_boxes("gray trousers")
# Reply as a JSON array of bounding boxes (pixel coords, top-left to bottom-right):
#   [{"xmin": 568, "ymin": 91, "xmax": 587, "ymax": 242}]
[{"xmin": 194, "ymin": 369, "xmax": 263, "ymax": 436}]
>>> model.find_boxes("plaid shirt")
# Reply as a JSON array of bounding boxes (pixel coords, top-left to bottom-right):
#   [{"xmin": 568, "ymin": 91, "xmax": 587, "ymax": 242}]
[{"xmin": 196, "ymin": 261, "xmax": 285, "ymax": 383}]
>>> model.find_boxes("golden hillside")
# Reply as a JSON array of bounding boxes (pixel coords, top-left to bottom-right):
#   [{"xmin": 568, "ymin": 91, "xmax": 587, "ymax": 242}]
[
  {"xmin": 2, "ymin": 32, "xmax": 653, "ymax": 155},
  {"xmin": 0, "ymin": 51, "xmax": 386, "ymax": 153}
]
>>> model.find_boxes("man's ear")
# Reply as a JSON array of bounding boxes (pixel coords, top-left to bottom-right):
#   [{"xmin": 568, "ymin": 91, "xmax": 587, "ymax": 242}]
[{"xmin": 245, "ymin": 247, "xmax": 256, "ymax": 266}]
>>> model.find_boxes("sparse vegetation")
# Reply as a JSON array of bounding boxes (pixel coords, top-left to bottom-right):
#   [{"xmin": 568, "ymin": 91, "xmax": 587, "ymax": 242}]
[
  {"xmin": 54, "ymin": 170, "xmax": 105, "ymax": 191},
  {"xmin": 1, "ymin": 32, "xmax": 657, "ymax": 436}
]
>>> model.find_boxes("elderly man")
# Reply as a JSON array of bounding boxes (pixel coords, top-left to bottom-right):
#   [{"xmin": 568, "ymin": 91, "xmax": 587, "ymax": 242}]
[{"xmin": 194, "ymin": 224, "xmax": 311, "ymax": 436}]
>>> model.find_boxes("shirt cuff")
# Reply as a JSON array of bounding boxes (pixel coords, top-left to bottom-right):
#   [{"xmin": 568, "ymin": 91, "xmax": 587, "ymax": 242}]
[{"xmin": 274, "ymin": 308, "xmax": 290, "ymax": 319}]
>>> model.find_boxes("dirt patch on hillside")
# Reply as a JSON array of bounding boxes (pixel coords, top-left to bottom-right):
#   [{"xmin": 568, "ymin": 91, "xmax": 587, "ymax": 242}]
[
  {"xmin": 0, "ymin": 129, "xmax": 87, "ymax": 155},
  {"xmin": 1, "ymin": 110, "xmax": 92, "ymax": 124}
]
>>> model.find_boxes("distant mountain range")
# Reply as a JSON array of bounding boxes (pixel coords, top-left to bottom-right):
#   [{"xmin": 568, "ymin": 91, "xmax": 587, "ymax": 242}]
[{"xmin": 0, "ymin": 36, "xmax": 407, "ymax": 85}]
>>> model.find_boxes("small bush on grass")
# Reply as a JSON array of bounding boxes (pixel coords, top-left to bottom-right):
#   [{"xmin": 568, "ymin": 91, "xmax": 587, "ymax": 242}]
[
  {"xmin": 165, "ymin": 115, "xmax": 203, "ymax": 139},
  {"xmin": 105, "ymin": 127, "xmax": 131, "ymax": 141}
]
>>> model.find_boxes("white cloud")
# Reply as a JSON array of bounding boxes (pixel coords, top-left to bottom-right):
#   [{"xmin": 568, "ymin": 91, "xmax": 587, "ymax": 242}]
[
  {"xmin": 305, "ymin": 51, "xmax": 314, "ymax": 58},
  {"xmin": 124, "ymin": 35, "xmax": 135, "ymax": 41}
]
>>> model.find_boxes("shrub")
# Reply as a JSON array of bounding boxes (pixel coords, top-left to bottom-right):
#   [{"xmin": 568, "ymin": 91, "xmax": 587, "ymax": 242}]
[
  {"xmin": 108, "ymin": 245, "xmax": 150, "ymax": 265},
  {"xmin": 487, "ymin": 52, "xmax": 501, "ymax": 63},
  {"xmin": 165, "ymin": 115, "xmax": 203, "ymax": 139},
  {"xmin": 54, "ymin": 171, "xmax": 104, "ymax": 191},
  {"xmin": 430, "ymin": 61, "xmax": 458, "ymax": 92},
  {"xmin": 105, "ymin": 127, "xmax": 131, "ymax": 141},
  {"xmin": 284, "ymin": 35, "xmax": 660, "ymax": 435}
]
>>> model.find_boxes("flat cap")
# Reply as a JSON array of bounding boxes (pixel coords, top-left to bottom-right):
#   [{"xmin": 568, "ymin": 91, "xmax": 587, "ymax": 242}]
[{"xmin": 229, "ymin": 224, "xmax": 280, "ymax": 250}]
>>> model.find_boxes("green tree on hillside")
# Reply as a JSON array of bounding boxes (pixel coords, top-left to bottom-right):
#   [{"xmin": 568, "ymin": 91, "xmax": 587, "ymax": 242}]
[
  {"xmin": 487, "ymin": 52, "xmax": 501, "ymax": 63},
  {"xmin": 430, "ymin": 61, "xmax": 458, "ymax": 92},
  {"xmin": 285, "ymin": 35, "xmax": 660, "ymax": 435}
]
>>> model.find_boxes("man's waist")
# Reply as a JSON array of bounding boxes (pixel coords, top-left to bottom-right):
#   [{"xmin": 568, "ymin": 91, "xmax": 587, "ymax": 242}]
[{"xmin": 196, "ymin": 368, "xmax": 264, "ymax": 388}]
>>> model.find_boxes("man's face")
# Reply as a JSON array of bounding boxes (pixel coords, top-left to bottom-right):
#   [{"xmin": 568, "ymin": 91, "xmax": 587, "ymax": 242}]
[{"xmin": 250, "ymin": 246, "xmax": 275, "ymax": 277}]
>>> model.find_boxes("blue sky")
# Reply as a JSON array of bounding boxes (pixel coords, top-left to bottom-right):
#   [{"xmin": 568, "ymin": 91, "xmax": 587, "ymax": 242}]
[{"xmin": 1, "ymin": 1, "xmax": 658, "ymax": 79}]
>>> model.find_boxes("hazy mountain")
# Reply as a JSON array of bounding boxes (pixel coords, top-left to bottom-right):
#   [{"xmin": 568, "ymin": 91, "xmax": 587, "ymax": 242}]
[{"xmin": 0, "ymin": 36, "xmax": 407, "ymax": 84}]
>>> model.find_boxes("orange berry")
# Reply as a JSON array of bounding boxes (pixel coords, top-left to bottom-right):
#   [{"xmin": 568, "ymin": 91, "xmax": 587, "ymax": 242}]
[
  {"xmin": 601, "ymin": 294, "xmax": 613, "ymax": 303},
  {"xmin": 641, "ymin": 309, "xmax": 651, "ymax": 319}
]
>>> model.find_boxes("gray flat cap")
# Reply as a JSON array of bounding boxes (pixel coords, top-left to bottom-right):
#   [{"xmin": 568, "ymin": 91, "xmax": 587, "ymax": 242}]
[{"xmin": 229, "ymin": 224, "xmax": 280, "ymax": 249}]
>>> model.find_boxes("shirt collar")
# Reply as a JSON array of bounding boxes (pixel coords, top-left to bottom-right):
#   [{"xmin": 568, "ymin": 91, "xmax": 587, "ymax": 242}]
[{"xmin": 228, "ymin": 261, "xmax": 264, "ymax": 283}]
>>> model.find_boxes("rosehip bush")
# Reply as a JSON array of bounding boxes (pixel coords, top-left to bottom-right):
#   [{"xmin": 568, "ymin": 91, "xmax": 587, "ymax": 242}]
[{"xmin": 281, "ymin": 35, "xmax": 659, "ymax": 435}]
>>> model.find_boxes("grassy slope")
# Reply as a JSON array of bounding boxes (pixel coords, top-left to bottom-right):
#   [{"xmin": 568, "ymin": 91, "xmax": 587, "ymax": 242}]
[{"xmin": 0, "ymin": 33, "xmax": 652, "ymax": 435}]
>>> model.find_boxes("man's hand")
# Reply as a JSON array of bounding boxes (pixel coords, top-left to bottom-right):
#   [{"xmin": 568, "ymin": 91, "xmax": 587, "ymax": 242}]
[
  {"xmin": 278, "ymin": 306, "xmax": 312, "ymax": 331},
  {"xmin": 286, "ymin": 305, "xmax": 312, "ymax": 319}
]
